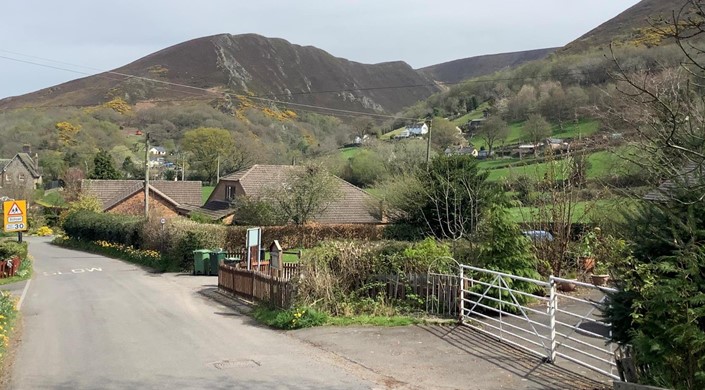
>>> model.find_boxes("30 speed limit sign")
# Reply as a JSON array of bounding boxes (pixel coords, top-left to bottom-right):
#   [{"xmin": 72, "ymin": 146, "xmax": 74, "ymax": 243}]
[{"xmin": 3, "ymin": 200, "xmax": 27, "ymax": 233}]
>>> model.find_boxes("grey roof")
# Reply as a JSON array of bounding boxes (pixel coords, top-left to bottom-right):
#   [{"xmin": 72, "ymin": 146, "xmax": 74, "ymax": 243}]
[
  {"xmin": 180, "ymin": 200, "xmax": 234, "ymax": 220},
  {"xmin": 1, "ymin": 153, "xmax": 40, "ymax": 178},
  {"xmin": 218, "ymin": 164, "xmax": 382, "ymax": 224},
  {"xmin": 644, "ymin": 161, "xmax": 705, "ymax": 202},
  {"xmin": 81, "ymin": 180, "xmax": 203, "ymax": 210}
]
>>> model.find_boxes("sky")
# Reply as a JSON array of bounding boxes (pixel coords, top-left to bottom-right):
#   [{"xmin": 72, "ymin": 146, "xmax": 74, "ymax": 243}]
[{"xmin": 0, "ymin": 0, "xmax": 642, "ymax": 99}]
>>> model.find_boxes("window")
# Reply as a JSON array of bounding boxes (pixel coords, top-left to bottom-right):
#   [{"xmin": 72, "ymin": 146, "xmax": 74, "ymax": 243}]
[
  {"xmin": 5, "ymin": 174, "xmax": 11, "ymax": 183},
  {"xmin": 18, "ymin": 173, "xmax": 25, "ymax": 182},
  {"xmin": 225, "ymin": 186, "xmax": 234, "ymax": 200}
]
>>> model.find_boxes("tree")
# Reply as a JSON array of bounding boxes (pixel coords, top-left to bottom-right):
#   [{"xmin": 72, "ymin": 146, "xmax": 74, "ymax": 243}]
[
  {"xmin": 383, "ymin": 154, "xmax": 496, "ymax": 241},
  {"xmin": 272, "ymin": 164, "xmax": 341, "ymax": 225},
  {"xmin": 431, "ymin": 118, "xmax": 463, "ymax": 150},
  {"xmin": 476, "ymin": 116, "xmax": 509, "ymax": 157},
  {"xmin": 55, "ymin": 121, "xmax": 81, "ymax": 147},
  {"xmin": 600, "ymin": 3, "xmax": 705, "ymax": 388},
  {"xmin": 181, "ymin": 127, "xmax": 236, "ymax": 184},
  {"xmin": 39, "ymin": 151, "xmax": 66, "ymax": 182},
  {"xmin": 472, "ymin": 204, "xmax": 542, "ymax": 311},
  {"xmin": 121, "ymin": 156, "xmax": 143, "ymax": 179},
  {"xmin": 230, "ymin": 196, "xmax": 287, "ymax": 226},
  {"xmin": 522, "ymin": 114, "xmax": 552, "ymax": 154},
  {"xmin": 341, "ymin": 149, "xmax": 387, "ymax": 188},
  {"xmin": 90, "ymin": 149, "xmax": 121, "ymax": 180}
]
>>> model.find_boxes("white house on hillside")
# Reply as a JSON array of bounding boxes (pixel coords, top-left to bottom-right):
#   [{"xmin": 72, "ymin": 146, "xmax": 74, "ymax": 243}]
[
  {"xmin": 406, "ymin": 123, "xmax": 428, "ymax": 136},
  {"xmin": 149, "ymin": 146, "xmax": 167, "ymax": 156}
]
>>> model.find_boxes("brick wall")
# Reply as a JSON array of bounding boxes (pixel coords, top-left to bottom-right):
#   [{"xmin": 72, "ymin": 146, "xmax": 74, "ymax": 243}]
[{"xmin": 109, "ymin": 189, "xmax": 179, "ymax": 218}]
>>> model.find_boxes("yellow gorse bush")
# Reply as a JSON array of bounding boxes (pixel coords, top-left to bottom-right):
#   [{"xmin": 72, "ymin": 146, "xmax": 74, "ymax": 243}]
[{"xmin": 36, "ymin": 226, "xmax": 53, "ymax": 236}]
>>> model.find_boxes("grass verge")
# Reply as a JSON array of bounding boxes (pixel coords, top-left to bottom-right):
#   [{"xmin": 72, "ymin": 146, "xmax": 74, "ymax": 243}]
[
  {"xmin": 251, "ymin": 304, "xmax": 424, "ymax": 329},
  {"xmin": 53, "ymin": 237, "xmax": 171, "ymax": 272},
  {"xmin": 0, "ymin": 291, "xmax": 18, "ymax": 367}
]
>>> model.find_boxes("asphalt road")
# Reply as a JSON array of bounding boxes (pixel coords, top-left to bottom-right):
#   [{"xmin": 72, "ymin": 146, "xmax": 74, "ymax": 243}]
[{"xmin": 10, "ymin": 238, "xmax": 376, "ymax": 390}]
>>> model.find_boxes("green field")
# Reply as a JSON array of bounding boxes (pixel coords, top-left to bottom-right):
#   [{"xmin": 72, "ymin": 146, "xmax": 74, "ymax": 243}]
[
  {"xmin": 483, "ymin": 146, "xmax": 635, "ymax": 182},
  {"xmin": 202, "ymin": 186, "xmax": 214, "ymax": 204},
  {"xmin": 339, "ymin": 146, "xmax": 364, "ymax": 159},
  {"xmin": 507, "ymin": 198, "xmax": 632, "ymax": 224},
  {"xmin": 451, "ymin": 102, "xmax": 491, "ymax": 126}
]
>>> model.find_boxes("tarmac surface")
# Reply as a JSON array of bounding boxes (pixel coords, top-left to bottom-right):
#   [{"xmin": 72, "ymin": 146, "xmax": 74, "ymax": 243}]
[{"xmin": 5, "ymin": 237, "xmax": 612, "ymax": 389}]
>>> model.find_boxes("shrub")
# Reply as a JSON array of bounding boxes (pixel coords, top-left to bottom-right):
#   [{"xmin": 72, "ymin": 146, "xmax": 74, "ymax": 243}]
[
  {"xmin": 296, "ymin": 239, "xmax": 455, "ymax": 316},
  {"xmin": 36, "ymin": 226, "xmax": 53, "ymax": 236},
  {"xmin": 251, "ymin": 305, "xmax": 328, "ymax": 330},
  {"xmin": 470, "ymin": 204, "xmax": 542, "ymax": 313},
  {"xmin": 62, "ymin": 212, "xmax": 143, "ymax": 247},
  {"xmin": 0, "ymin": 241, "xmax": 28, "ymax": 260}
]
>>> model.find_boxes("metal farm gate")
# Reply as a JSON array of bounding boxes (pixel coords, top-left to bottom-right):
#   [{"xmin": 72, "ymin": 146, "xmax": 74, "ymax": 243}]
[{"xmin": 459, "ymin": 264, "xmax": 619, "ymax": 380}]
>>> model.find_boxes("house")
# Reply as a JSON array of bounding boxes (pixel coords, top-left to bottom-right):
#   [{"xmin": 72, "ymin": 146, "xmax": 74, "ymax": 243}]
[
  {"xmin": 394, "ymin": 129, "xmax": 411, "ymax": 139},
  {"xmin": 149, "ymin": 146, "xmax": 167, "ymax": 156},
  {"xmin": 544, "ymin": 138, "xmax": 569, "ymax": 152},
  {"xmin": 81, "ymin": 180, "xmax": 202, "ymax": 218},
  {"xmin": 353, "ymin": 134, "xmax": 370, "ymax": 145},
  {"xmin": 468, "ymin": 119, "xmax": 486, "ymax": 131},
  {"xmin": 0, "ymin": 147, "xmax": 42, "ymax": 194},
  {"xmin": 445, "ymin": 146, "xmax": 478, "ymax": 157},
  {"xmin": 199, "ymin": 164, "xmax": 384, "ymax": 224},
  {"xmin": 477, "ymin": 149, "xmax": 494, "ymax": 159},
  {"xmin": 406, "ymin": 123, "xmax": 428, "ymax": 136}
]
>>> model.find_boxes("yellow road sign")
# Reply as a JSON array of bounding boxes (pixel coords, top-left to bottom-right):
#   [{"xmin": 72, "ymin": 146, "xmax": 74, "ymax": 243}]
[{"xmin": 3, "ymin": 200, "xmax": 27, "ymax": 232}]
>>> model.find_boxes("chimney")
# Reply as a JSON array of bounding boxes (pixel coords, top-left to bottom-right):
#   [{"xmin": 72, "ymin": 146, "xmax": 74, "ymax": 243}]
[{"xmin": 22, "ymin": 144, "xmax": 31, "ymax": 154}]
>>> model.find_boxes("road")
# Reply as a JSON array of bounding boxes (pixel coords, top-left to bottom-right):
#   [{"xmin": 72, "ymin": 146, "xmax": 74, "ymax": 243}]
[{"xmin": 10, "ymin": 238, "xmax": 376, "ymax": 390}]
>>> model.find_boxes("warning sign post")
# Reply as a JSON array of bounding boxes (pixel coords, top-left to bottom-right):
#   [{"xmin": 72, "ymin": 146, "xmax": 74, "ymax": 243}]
[{"xmin": 3, "ymin": 200, "xmax": 27, "ymax": 233}]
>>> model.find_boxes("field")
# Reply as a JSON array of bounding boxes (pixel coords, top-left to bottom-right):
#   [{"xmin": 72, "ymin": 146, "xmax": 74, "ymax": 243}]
[{"xmin": 202, "ymin": 186, "xmax": 215, "ymax": 204}]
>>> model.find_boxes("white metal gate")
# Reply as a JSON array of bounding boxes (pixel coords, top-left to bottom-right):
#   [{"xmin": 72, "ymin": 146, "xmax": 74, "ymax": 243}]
[{"xmin": 459, "ymin": 264, "xmax": 619, "ymax": 380}]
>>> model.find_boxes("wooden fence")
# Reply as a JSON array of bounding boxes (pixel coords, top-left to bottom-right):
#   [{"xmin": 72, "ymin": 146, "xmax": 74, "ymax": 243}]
[
  {"xmin": 218, "ymin": 261, "xmax": 458, "ymax": 316},
  {"xmin": 218, "ymin": 264, "xmax": 298, "ymax": 308},
  {"xmin": 370, "ymin": 272, "xmax": 460, "ymax": 317}
]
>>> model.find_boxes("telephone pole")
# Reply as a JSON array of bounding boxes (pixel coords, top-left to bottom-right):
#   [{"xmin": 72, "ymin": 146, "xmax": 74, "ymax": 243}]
[
  {"xmin": 144, "ymin": 133, "xmax": 150, "ymax": 218},
  {"xmin": 425, "ymin": 117, "xmax": 433, "ymax": 166}
]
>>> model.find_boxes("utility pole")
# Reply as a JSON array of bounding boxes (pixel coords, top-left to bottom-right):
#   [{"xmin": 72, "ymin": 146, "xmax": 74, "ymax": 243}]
[
  {"xmin": 216, "ymin": 154, "xmax": 220, "ymax": 184},
  {"xmin": 425, "ymin": 117, "xmax": 433, "ymax": 166},
  {"xmin": 144, "ymin": 133, "xmax": 150, "ymax": 218}
]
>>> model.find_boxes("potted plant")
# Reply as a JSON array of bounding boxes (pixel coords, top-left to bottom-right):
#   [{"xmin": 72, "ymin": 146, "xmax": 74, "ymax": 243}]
[
  {"xmin": 591, "ymin": 262, "xmax": 610, "ymax": 286},
  {"xmin": 576, "ymin": 229, "xmax": 599, "ymax": 273}
]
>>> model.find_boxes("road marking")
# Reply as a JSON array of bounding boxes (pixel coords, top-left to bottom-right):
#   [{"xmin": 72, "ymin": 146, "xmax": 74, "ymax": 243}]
[
  {"xmin": 42, "ymin": 267, "xmax": 103, "ymax": 276},
  {"xmin": 17, "ymin": 279, "xmax": 31, "ymax": 310}
]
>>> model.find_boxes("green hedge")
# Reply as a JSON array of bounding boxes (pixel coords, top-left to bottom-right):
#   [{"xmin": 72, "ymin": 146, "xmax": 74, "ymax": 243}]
[
  {"xmin": 63, "ymin": 212, "xmax": 144, "ymax": 248},
  {"xmin": 0, "ymin": 240, "xmax": 28, "ymax": 260}
]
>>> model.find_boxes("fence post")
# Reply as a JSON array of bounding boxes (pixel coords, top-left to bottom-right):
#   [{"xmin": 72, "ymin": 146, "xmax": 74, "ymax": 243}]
[
  {"xmin": 458, "ymin": 266, "xmax": 464, "ymax": 322},
  {"xmin": 548, "ymin": 275, "xmax": 557, "ymax": 363}
]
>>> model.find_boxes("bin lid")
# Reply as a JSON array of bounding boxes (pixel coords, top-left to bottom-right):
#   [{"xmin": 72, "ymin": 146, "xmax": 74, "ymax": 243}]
[{"xmin": 193, "ymin": 249, "xmax": 211, "ymax": 253}]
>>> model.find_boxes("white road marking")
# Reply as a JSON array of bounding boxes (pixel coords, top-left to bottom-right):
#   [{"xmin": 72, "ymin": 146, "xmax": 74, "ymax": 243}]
[
  {"xmin": 17, "ymin": 279, "xmax": 31, "ymax": 310},
  {"xmin": 42, "ymin": 267, "xmax": 103, "ymax": 276}
]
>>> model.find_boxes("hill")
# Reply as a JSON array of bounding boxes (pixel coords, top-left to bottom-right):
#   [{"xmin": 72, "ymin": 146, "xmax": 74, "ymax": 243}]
[
  {"xmin": 418, "ymin": 48, "xmax": 557, "ymax": 84},
  {"xmin": 0, "ymin": 33, "xmax": 440, "ymax": 114},
  {"xmin": 559, "ymin": 0, "xmax": 687, "ymax": 54}
]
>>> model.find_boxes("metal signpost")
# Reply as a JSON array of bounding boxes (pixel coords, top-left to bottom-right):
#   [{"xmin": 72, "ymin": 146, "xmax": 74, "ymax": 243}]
[{"xmin": 3, "ymin": 200, "xmax": 28, "ymax": 242}]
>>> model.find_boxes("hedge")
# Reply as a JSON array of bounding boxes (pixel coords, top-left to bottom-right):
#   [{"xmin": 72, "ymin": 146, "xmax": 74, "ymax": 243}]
[
  {"xmin": 0, "ymin": 240, "xmax": 28, "ymax": 260},
  {"xmin": 63, "ymin": 212, "xmax": 144, "ymax": 247},
  {"xmin": 63, "ymin": 213, "xmax": 404, "ymax": 272}
]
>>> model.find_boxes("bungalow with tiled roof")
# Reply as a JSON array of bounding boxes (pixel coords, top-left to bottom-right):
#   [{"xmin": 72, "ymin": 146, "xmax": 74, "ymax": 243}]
[
  {"xmin": 81, "ymin": 180, "xmax": 202, "ymax": 218},
  {"xmin": 193, "ymin": 164, "xmax": 383, "ymax": 224}
]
